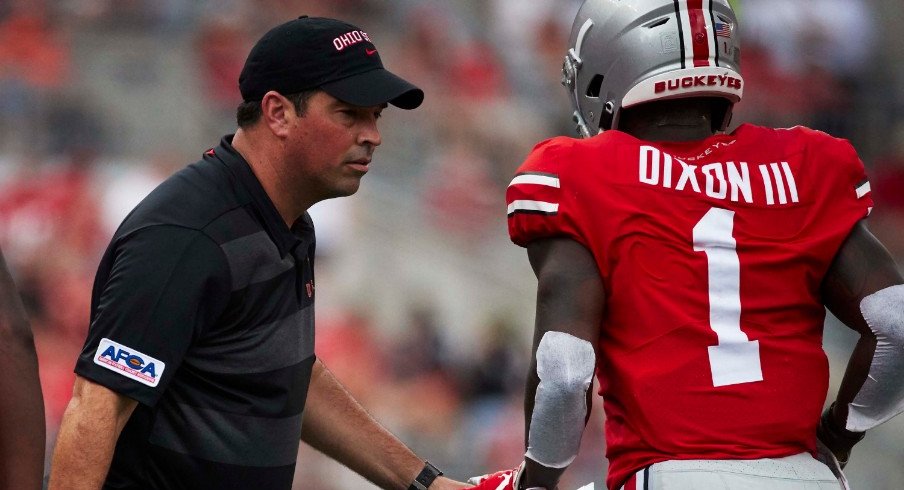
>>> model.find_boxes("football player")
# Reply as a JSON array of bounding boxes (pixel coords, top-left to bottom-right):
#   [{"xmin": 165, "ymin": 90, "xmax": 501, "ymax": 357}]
[{"xmin": 470, "ymin": 1, "xmax": 904, "ymax": 489}]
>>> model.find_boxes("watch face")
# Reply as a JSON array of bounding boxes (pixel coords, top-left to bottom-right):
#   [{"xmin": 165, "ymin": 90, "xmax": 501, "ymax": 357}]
[{"xmin": 409, "ymin": 462, "xmax": 441, "ymax": 490}]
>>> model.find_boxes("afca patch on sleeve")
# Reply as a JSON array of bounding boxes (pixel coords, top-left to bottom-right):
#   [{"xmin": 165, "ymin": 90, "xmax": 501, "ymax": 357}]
[{"xmin": 93, "ymin": 338, "xmax": 166, "ymax": 388}]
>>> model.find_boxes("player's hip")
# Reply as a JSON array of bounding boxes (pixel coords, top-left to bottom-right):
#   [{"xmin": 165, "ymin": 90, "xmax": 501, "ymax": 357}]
[{"xmin": 619, "ymin": 453, "xmax": 844, "ymax": 490}]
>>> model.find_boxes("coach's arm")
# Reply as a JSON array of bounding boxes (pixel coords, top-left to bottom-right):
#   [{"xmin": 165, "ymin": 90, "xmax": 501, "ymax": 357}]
[
  {"xmin": 48, "ymin": 376, "xmax": 138, "ymax": 490},
  {"xmin": 301, "ymin": 359, "xmax": 470, "ymax": 489},
  {"xmin": 0, "ymin": 247, "xmax": 45, "ymax": 490}
]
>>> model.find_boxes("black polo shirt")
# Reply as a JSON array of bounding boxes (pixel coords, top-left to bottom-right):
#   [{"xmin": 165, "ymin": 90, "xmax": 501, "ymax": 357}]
[{"xmin": 75, "ymin": 135, "xmax": 316, "ymax": 490}]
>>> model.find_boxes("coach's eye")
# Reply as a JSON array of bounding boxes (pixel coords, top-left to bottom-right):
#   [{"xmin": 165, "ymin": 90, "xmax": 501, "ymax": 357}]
[{"xmin": 336, "ymin": 109, "xmax": 357, "ymax": 122}]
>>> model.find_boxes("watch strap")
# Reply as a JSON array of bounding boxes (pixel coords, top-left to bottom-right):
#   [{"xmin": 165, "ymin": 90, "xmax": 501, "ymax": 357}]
[{"xmin": 408, "ymin": 461, "xmax": 443, "ymax": 490}]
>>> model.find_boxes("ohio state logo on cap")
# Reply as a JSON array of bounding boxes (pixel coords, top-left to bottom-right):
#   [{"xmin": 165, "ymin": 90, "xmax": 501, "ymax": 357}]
[
  {"xmin": 238, "ymin": 15, "xmax": 423, "ymax": 109},
  {"xmin": 333, "ymin": 30, "xmax": 371, "ymax": 51}
]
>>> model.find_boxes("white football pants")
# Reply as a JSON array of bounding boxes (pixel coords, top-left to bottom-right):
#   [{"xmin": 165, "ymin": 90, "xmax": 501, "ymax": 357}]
[{"xmin": 619, "ymin": 452, "xmax": 846, "ymax": 490}]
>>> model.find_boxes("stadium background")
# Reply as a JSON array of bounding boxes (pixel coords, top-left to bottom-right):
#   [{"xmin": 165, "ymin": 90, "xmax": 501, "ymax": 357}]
[{"xmin": 1, "ymin": 0, "xmax": 902, "ymax": 488}]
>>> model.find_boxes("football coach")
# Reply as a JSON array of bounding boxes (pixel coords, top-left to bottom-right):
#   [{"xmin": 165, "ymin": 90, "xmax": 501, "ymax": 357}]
[{"xmin": 49, "ymin": 16, "xmax": 469, "ymax": 490}]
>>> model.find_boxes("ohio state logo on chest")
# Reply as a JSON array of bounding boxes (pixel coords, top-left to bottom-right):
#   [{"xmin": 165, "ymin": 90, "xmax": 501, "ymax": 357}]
[
  {"xmin": 332, "ymin": 30, "xmax": 371, "ymax": 51},
  {"xmin": 654, "ymin": 74, "xmax": 742, "ymax": 94}
]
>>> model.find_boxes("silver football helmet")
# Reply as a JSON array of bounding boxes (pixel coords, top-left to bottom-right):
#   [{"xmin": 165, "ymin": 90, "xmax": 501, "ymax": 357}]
[{"xmin": 563, "ymin": 0, "xmax": 743, "ymax": 137}]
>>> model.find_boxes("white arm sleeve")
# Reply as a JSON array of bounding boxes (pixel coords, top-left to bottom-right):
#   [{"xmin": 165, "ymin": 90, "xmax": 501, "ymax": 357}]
[
  {"xmin": 846, "ymin": 284, "xmax": 904, "ymax": 432},
  {"xmin": 525, "ymin": 331, "xmax": 596, "ymax": 468}
]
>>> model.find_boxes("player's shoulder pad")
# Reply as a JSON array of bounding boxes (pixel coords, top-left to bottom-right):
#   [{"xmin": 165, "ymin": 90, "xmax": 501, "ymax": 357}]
[
  {"xmin": 773, "ymin": 125, "xmax": 855, "ymax": 152},
  {"xmin": 780, "ymin": 126, "xmax": 870, "ymax": 210},
  {"xmin": 520, "ymin": 136, "xmax": 578, "ymax": 171},
  {"xmin": 507, "ymin": 136, "xmax": 593, "ymax": 248},
  {"xmin": 772, "ymin": 125, "xmax": 862, "ymax": 168},
  {"xmin": 806, "ymin": 126, "xmax": 861, "ymax": 170}
]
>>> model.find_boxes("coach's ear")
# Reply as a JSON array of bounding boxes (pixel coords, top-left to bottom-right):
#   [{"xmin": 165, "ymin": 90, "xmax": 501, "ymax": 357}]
[{"xmin": 260, "ymin": 91, "xmax": 293, "ymax": 138}]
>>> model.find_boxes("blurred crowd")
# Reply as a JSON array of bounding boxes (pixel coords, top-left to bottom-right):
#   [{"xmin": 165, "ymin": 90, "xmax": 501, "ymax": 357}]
[{"xmin": 1, "ymin": 0, "xmax": 903, "ymax": 488}]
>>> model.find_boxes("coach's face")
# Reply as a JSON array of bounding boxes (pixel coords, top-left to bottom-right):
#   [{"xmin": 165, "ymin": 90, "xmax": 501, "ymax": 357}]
[{"xmin": 285, "ymin": 91, "xmax": 383, "ymax": 201}]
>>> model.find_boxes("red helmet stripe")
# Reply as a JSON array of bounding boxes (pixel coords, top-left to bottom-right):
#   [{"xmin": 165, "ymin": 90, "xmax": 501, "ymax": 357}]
[{"xmin": 687, "ymin": 0, "xmax": 712, "ymax": 67}]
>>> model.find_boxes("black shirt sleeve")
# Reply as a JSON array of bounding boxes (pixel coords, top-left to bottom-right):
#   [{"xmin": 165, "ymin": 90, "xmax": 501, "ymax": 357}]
[{"xmin": 75, "ymin": 225, "xmax": 231, "ymax": 407}]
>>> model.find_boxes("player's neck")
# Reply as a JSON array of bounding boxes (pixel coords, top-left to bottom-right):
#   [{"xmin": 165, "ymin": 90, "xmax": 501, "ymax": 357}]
[
  {"xmin": 619, "ymin": 101, "xmax": 717, "ymax": 142},
  {"xmin": 627, "ymin": 123, "xmax": 716, "ymax": 142}
]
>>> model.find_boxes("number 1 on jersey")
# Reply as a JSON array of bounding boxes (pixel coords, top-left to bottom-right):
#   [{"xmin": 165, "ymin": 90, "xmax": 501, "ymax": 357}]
[{"xmin": 693, "ymin": 208, "xmax": 763, "ymax": 387}]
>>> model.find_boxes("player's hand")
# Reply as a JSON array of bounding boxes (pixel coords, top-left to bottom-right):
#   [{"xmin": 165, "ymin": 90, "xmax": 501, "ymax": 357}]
[
  {"xmin": 815, "ymin": 403, "xmax": 864, "ymax": 469},
  {"xmin": 468, "ymin": 462, "xmax": 549, "ymax": 490}
]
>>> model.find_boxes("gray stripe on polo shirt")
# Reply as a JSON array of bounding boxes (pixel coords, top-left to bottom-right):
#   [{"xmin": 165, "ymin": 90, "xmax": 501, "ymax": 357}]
[
  {"xmin": 187, "ymin": 306, "xmax": 314, "ymax": 374},
  {"xmin": 149, "ymin": 402, "xmax": 303, "ymax": 467},
  {"xmin": 220, "ymin": 230, "xmax": 295, "ymax": 291}
]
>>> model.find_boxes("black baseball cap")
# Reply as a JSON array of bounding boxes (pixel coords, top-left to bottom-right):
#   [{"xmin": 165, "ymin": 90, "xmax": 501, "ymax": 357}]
[{"xmin": 239, "ymin": 16, "xmax": 424, "ymax": 109}]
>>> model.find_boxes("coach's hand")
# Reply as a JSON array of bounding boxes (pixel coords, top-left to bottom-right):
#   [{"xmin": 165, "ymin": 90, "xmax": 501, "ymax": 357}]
[
  {"xmin": 430, "ymin": 476, "xmax": 474, "ymax": 489},
  {"xmin": 468, "ymin": 462, "xmax": 546, "ymax": 490},
  {"xmin": 816, "ymin": 403, "xmax": 865, "ymax": 469}
]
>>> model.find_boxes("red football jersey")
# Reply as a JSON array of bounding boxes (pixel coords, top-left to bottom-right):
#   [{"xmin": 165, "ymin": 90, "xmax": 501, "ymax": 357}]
[{"xmin": 506, "ymin": 124, "xmax": 873, "ymax": 490}]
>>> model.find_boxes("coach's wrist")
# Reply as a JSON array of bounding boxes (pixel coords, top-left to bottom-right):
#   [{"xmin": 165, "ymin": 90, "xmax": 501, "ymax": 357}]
[{"xmin": 408, "ymin": 461, "xmax": 443, "ymax": 490}]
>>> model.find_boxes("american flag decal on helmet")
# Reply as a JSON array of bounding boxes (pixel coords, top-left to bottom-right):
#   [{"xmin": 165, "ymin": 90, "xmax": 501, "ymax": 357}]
[
  {"xmin": 715, "ymin": 21, "xmax": 732, "ymax": 38},
  {"xmin": 507, "ymin": 172, "xmax": 560, "ymax": 216}
]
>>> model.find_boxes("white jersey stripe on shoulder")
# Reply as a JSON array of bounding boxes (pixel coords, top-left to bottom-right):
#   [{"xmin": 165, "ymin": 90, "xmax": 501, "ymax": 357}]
[
  {"xmin": 509, "ymin": 174, "xmax": 560, "ymax": 188},
  {"xmin": 856, "ymin": 181, "xmax": 871, "ymax": 199},
  {"xmin": 507, "ymin": 200, "xmax": 559, "ymax": 215},
  {"xmin": 636, "ymin": 467, "xmax": 646, "ymax": 489}
]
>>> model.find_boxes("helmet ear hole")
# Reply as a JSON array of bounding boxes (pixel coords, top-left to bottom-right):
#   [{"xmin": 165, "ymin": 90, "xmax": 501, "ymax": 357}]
[{"xmin": 586, "ymin": 74, "xmax": 605, "ymax": 98}]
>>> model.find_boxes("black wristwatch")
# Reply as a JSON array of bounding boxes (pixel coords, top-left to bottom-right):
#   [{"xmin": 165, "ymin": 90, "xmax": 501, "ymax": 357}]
[{"xmin": 408, "ymin": 461, "xmax": 443, "ymax": 490}]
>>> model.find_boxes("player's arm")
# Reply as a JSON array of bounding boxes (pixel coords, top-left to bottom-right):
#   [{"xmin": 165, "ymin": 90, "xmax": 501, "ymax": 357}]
[
  {"xmin": 520, "ymin": 237, "xmax": 604, "ymax": 489},
  {"xmin": 820, "ymin": 220, "xmax": 904, "ymax": 466},
  {"xmin": 0, "ymin": 247, "xmax": 45, "ymax": 490},
  {"xmin": 300, "ymin": 359, "xmax": 469, "ymax": 490},
  {"xmin": 48, "ymin": 376, "xmax": 138, "ymax": 490}
]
